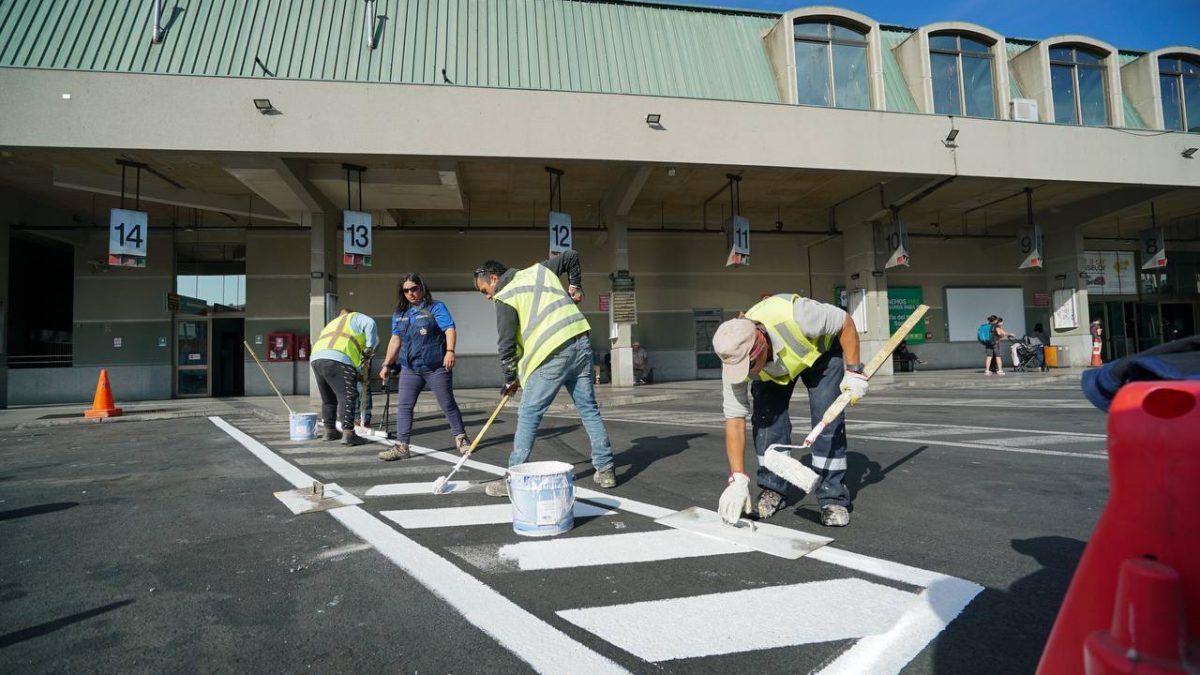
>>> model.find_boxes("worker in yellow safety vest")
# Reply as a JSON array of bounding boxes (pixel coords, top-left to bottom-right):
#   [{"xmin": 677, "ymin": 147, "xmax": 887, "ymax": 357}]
[
  {"xmin": 711, "ymin": 293, "xmax": 868, "ymax": 528},
  {"xmin": 472, "ymin": 251, "xmax": 618, "ymax": 496},
  {"xmin": 310, "ymin": 308, "xmax": 379, "ymax": 445}
]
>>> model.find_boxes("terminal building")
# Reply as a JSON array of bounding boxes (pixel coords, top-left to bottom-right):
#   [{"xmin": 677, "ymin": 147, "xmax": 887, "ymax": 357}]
[{"xmin": 1, "ymin": 0, "xmax": 1197, "ymax": 407}]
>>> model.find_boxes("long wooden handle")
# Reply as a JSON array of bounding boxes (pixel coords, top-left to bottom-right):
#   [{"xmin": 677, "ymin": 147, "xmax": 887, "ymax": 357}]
[
  {"xmin": 803, "ymin": 304, "xmax": 930, "ymax": 446},
  {"xmin": 244, "ymin": 340, "xmax": 294, "ymax": 416},
  {"xmin": 465, "ymin": 393, "xmax": 512, "ymax": 455}
]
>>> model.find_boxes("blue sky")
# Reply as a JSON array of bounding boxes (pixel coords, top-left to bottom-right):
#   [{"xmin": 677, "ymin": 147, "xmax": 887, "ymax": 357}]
[{"xmin": 673, "ymin": 0, "xmax": 1199, "ymax": 52}]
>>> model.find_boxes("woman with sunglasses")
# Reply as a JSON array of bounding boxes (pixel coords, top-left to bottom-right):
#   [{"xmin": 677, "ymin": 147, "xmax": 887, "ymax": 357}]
[{"xmin": 376, "ymin": 273, "xmax": 471, "ymax": 461}]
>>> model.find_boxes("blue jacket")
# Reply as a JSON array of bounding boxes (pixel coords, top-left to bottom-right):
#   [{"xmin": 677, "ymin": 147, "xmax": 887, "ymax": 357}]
[
  {"xmin": 392, "ymin": 301, "xmax": 455, "ymax": 372},
  {"xmin": 1082, "ymin": 336, "xmax": 1200, "ymax": 411}
]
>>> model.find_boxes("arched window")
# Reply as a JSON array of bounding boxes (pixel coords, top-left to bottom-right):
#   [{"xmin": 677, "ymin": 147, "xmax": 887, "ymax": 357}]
[
  {"xmin": 1159, "ymin": 55, "xmax": 1200, "ymax": 132},
  {"xmin": 793, "ymin": 20, "xmax": 870, "ymax": 109},
  {"xmin": 929, "ymin": 33, "xmax": 996, "ymax": 117},
  {"xmin": 1050, "ymin": 45, "xmax": 1109, "ymax": 126}
]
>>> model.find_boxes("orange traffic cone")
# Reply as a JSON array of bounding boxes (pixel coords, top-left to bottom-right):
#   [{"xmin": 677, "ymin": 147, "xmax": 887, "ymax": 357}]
[
  {"xmin": 1090, "ymin": 339, "xmax": 1103, "ymax": 367},
  {"xmin": 84, "ymin": 369, "xmax": 123, "ymax": 418}
]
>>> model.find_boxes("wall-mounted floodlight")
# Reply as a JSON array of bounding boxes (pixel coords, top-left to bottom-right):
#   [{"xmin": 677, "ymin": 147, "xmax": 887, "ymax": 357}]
[
  {"xmin": 645, "ymin": 113, "xmax": 662, "ymax": 125},
  {"xmin": 1184, "ymin": 147, "xmax": 1199, "ymax": 159},
  {"xmin": 943, "ymin": 128, "xmax": 959, "ymax": 148},
  {"xmin": 253, "ymin": 98, "xmax": 275, "ymax": 114}
]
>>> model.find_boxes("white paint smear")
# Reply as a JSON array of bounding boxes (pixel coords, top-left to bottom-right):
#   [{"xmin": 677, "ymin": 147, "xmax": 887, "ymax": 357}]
[
  {"xmin": 209, "ymin": 416, "xmax": 629, "ymax": 675},
  {"xmin": 557, "ymin": 578, "xmax": 917, "ymax": 662},
  {"xmin": 381, "ymin": 502, "xmax": 615, "ymax": 529},
  {"xmin": 498, "ymin": 529, "xmax": 751, "ymax": 570},
  {"xmin": 366, "ymin": 481, "xmax": 471, "ymax": 496}
]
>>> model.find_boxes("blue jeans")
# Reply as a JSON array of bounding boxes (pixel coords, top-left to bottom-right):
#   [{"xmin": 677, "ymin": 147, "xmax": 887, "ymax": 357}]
[
  {"xmin": 394, "ymin": 366, "xmax": 465, "ymax": 443},
  {"xmin": 509, "ymin": 333, "xmax": 614, "ymax": 472},
  {"xmin": 751, "ymin": 348, "xmax": 849, "ymax": 507}
]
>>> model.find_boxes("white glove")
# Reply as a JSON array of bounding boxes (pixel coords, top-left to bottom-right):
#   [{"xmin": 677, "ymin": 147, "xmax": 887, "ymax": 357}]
[
  {"xmin": 718, "ymin": 472, "xmax": 752, "ymax": 525},
  {"xmin": 839, "ymin": 370, "xmax": 869, "ymax": 405}
]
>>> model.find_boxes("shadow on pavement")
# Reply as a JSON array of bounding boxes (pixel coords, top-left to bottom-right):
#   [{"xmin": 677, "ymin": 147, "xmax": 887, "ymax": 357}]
[
  {"xmin": 0, "ymin": 599, "xmax": 134, "ymax": 648},
  {"xmin": 0, "ymin": 502, "xmax": 79, "ymax": 523}
]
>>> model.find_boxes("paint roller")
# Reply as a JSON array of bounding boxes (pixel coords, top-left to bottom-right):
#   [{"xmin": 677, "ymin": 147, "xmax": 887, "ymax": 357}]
[{"xmin": 431, "ymin": 392, "xmax": 512, "ymax": 494}]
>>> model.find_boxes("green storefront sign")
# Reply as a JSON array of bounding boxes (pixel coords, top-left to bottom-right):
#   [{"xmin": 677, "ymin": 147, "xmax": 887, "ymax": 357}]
[{"xmin": 832, "ymin": 286, "xmax": 927, "ymax": 344}]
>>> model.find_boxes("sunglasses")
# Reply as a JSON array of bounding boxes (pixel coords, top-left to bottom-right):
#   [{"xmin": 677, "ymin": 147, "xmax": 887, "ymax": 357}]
[{"xmin": 402, "ymin": 285, "xmax": 422, "ymax": 293}]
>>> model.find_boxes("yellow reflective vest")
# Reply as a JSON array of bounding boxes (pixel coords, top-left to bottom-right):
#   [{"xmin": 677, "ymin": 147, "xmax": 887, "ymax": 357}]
[
  {"xmin": 311, "ymin": 312, "xmax": 369, "ymax": 368},
  {"xmin": 494, "ymin": 263, "xmax": 590, "ymax": 385},
  {"xmin": 744, "ymin": 294, "xmax": 834, "ymax": 385}
]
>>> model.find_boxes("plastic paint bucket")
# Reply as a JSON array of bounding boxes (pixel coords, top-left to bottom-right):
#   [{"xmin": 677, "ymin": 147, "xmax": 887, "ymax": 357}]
[
  {"xmin": 289, "ymin": 412, "xmax": 319, "ymax": 440},
  {"xmin": 507, "ymin": 461, "xmax": 575, "ymax": 537}
]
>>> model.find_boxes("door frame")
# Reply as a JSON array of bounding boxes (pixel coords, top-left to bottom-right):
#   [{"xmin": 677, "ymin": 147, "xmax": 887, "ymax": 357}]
[{"xmin": 173, "ymin": 317, "xmax": 211, "ymax": 398}]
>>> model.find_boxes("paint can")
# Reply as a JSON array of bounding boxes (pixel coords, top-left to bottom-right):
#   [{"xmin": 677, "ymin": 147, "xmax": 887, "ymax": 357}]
[
  {"xmin": 289, "ymin": 412, "xmax": 319, "ymax": 441},
  {"xmin": 508, "ymin": 461, "xmax": 575, "ymax": 537}
]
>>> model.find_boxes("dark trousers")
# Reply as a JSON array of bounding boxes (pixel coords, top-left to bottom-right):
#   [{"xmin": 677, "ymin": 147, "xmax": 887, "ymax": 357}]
[
  {"xmin": 311, "ymin": 359, "xmax": 359, "ymax": 428},
  {"xmin": 394, "ymin": 367, "xmax": 466, "ymax": 443},
  {"xmin": 750, "ymin": 348, "xmax": 850, "ymax": 507}
]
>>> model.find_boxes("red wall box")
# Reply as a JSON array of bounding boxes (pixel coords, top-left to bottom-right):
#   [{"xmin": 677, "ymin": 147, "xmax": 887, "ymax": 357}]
[
  {"xmin": 296, "ymin": 334, "xmax": 311, "ymax": 361},
  {"xmin": 266, "ymin": 332, "xmax": 294, "ymax": 362}
]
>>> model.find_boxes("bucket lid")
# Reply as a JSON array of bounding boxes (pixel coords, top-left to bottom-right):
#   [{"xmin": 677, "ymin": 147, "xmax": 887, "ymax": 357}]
[{"xmin": 509, "ymin": 460, "xmax": 574, "ymax": 476}]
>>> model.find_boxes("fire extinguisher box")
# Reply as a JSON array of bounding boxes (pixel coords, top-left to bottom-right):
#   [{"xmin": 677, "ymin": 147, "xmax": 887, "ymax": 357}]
[
  {"xmin": 267, "ymin": 333, "xmax": 294, "ymax": 362},
  {"xmin": 296, "ymin": 334, "xmax": 311, "ymax": 361}
]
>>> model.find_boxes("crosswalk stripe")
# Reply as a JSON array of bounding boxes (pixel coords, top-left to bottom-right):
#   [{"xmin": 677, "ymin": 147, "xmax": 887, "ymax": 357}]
[
  {"xmin": 293, "ymin": 455, "xmax": 394, "ymax": 466},
  {"xmin": 381, "ymin": 503, "xmax": 616, "ymax": 529},
  {"xmin": 971, "ymin": 434, "xmax": 1100, "ymax": 447},
  {"xmin": 495, "ymin": 529, "xmax": 750, "ymax": 570},
  {"xmin": 366, "ymin": 481, "xmax": 471, "ymax": 496},
  {"xmin": 557, "ymin": 578, "xmax": 917, "ymax": 662},
  {"xmin": 313, "ymin": 466, "xmax": 451, "ymax": 479}
]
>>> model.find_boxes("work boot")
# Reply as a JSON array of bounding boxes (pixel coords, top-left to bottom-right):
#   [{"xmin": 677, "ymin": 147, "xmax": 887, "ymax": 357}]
[
  {"xmin": 592, "ymin": 468, "xmax": 617, "ymax": 489},
  {"xmin": 820, "ymin": 504, "xmax": 851, "ymax": 527},
  {"xmin": 377, "ymin": 442, "xmax": 410, "ymax": 461},
  {"xmin": 341, "ymin": 429, "xmax": 368, "ymax": 446},
  {"xmin": 484, "ymin": 480, "xmax": 509, "ymax": 497},
  {"xmin": 455, "ymin": 433, "xmax": 472, "ymax": 455},
  {"xmin": 756, "ymin": 488, "xmax": 787, "ymax": 520},
  {"xmin": 322, "ymin": 426, "xmax": 338, "ymax": 441}
]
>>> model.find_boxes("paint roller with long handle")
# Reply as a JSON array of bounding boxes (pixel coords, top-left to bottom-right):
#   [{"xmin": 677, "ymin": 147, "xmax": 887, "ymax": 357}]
[
  {"xmin": 243, "ymin": 340, "xmax": 295, "ymax": 416},
  {"xmin": 764, "ymin": 305, "xmax": 930, "ymax": 490},
  {"xmin": 431, "ymin": 392, "xmax": 512, "ymax": 494}
]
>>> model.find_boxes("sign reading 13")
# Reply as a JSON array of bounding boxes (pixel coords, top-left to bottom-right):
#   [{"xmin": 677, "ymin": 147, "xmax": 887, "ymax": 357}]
[
  {"xmin": 549, "ymin": 211, "xmax": 573, "ymax": 254},
  {"xmin": 343, "ymin": 210, "xmax": 373, "ymax": 257}
]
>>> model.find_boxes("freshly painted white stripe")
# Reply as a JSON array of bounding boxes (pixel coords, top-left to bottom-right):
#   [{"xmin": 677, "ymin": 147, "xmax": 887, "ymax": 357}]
[
  {"xmin": 312, "ymin": 466, "xmax": 451, "ymax": 479},
  {"xmin": 844, "ymin": 418, "xmax": 1107, "ymax": 439},
  {"xmin": 973, "ymin": 434, "xmax": 1102, "ymax": 447},
  {"xmin": 381, "ymin": 502, "xmax": 616, "ymax": 529},
  {"xmin": 850, "ymin": 433, "xmax": 1105, "ymax": 459},
  {"xmin": 293, "ymin": 455, "xmax": 397, "ymax": 466},
  {"xmin": 209, "ymin": 416, "xmax": 629, "ymax": 675},
  {"xmin": 366, "ymin": 481, "xmax": 471, "ymax": 496},
  {"xmin": 574, "ymin": 488, "xmax": 675, "ymax": 520},
  {"xmin": 557, "ymin": 578, "xmax": 917, "ymax": 662},
  {"xmin": 882, "ymin": 427, "xmax": 1005, "ymax": 439},
  {"xmin": 497, "ymin": 529, "xmax": 751, "ymax": 570}
]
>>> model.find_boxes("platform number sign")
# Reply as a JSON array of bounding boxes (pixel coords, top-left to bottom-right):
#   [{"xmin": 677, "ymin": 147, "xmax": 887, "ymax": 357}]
[
  {"xmin": 108, "ymin": 208, "xmax": 148, "ymax": 268},
  {"xmin": 549, "ymin": 211, "xmax": 573, "ymax": 255},
  {"xmin": 343, "ymin": 210, "xmax": 373, "ymax": 267},
  {"xmin": 1018, "ymin": 224, "xmax": 1043, "ymax": 270},
  {"xmin": 725, "ymin": 215, "xmax": 750, "ymax": 267},
  {"xmin": 1138, "ymin": 228, "xmax": 1167, "ymax": 270}
]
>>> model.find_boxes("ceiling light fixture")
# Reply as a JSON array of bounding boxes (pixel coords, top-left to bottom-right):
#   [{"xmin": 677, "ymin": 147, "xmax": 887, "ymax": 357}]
[
  {"xmin": 943, "ymin": 128, "xmax": 959, "ymax": 148},
  {"xmin": 1183, "ymin": 147, "xmax": 1198, "ymax": 159},
  {"xmin": 253, "ymin": 98, "xmax": 275, "ymax": 114},
  {"xmin": 645, "ymin": 113, "xmax": 662, "ymax": 125}
]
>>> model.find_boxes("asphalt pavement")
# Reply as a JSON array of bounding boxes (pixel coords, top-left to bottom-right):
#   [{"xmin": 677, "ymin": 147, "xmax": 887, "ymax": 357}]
[{"xmin": 0, "ymin": 369, "xmax": 1107, "ymax": 674}]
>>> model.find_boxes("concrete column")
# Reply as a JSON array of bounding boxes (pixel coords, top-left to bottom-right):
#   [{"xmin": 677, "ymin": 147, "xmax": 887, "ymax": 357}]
[
  {"xmin": 840, "ymin": 220, "xmax": 892, "ymax": 375},
  {"xmin": 1043, "ymin": 224, "xmax": 1093, "ymax": 367},
  {"xmin": 607, "ymin": 216, "xmax": 635, "ymax": 388},
  {"xmin": 0, "ymin": 220, "xmax": 8, "ymax": 408},
  {"xmin": 308, "ymin": 210, "xmax": 337, "ymax": 404}
]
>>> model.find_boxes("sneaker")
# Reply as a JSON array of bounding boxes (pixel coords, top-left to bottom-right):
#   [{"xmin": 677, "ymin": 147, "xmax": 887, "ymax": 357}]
[
  {"xmin": 377, "ymin": 442, "xmax": 410, "ymax": 461},
  {"xmin": 484, "ymin": 480, "xmax": 509, "ymax": 497},
  {"xmin": 997, "ymin": 370, "xmax": 1006, "ymax": 376},
  {"xmin": 820, "ymin": 504, "xmax": 850, "ymax": 527},
  {"xmin": 984, "ymin": 371, "xmax": 993, "ymax": 376},
  {"xmin": 756, "ymin": 489, "xmax": 787, "ymax": 519},
  {"xmin": 455, "ymin": 433, "xmax": 472, "ymax": 455},
  {"xmin": 341, "ymin": 429, "xmax": 368, "ymax": 446},
  {"xmin": 322, "ymin": 427, "xmax": 339, "ymax": 441},
  {"xmin": 592, "ymin": 468, "xmax": 617, "ymax": 489}
]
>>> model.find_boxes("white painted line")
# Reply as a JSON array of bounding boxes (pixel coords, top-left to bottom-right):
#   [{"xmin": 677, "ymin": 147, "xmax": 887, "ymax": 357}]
[
  {"xmin": 843, "ymin": 418, "xmax": 1107, "ymax": 439},
  {"xmin": 381, "ymin": 502, "xmax": 616, "ymax": 529},
  {"xmin": 497, "ymin": 529, "xmax": 751, "ymax": 570},
  {"xmin": 310, "ymin": 466, "xmax": 452, "ymax": 479},
  {"xmin": 656, "ymin": 506, "xmax": 832, "ymax": 560},
  {"xmin": 366, "ymin": 481, "xmax": 471, "ymax": 496},
  {"xmin": 293, "ymin": 455, "xmax": 396, "ymax": 465},
  {"xmin": 208, "ymin": 416, "xmax": 629, "ymax": 675},
  {"xmin": 850, "ymin": 433, "xmax": 1105, "ymax": 459},
  {"xmin": 973, "ymin": 434, "xmax": 1103, "ymax": 447},
  {"xmin": 557, "ymin": 578, "xmax": 916, "ymax": 662}
]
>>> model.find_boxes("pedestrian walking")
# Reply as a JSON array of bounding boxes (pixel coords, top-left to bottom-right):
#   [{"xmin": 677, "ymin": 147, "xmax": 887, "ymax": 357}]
[
  {"xmin": 377, "ymin": 273, "xmax": 471, "ymax": 461},
  {"xmin": 472, "ymin": 250, "xmax": 618, "ymax": 496},
  {"xmin": 712, "ymin": 293, "xmax": 867, "ymax": 528},
  {"xmin": 310, "ymin": 307, "xmax": 379, "ymax": 446}
]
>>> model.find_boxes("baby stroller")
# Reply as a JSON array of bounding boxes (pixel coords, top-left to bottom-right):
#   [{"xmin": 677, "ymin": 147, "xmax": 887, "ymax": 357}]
[{"xmin": 1012, "ymin": 336, "xmax": 1047, "ymax": 372}]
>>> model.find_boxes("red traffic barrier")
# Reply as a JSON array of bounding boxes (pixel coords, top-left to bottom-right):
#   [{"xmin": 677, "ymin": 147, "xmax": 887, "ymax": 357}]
[{"xmin": 1036, "ymin": 382, "xmax": 1200, "ymax": 674}]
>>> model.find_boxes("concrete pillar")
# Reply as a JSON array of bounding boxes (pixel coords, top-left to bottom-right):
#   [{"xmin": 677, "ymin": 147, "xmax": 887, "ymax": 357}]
[
  {"xmin": 1043, "ymin": 224, "xmax": 1093, "ymax": 367},
  {"xmin": 607, "ymin": 217, "xmax": 635, "ymax": 388},
  {"xmin": 0, "ymin": 220, "xmax": 8, "ymax": 408},
  {"xmin": 308, "ymin": 210, "xmax": 337, "ymax": 405},
  {"xmin": 840, "ymin": 220, "xmax": 893, "ymax": 375}
]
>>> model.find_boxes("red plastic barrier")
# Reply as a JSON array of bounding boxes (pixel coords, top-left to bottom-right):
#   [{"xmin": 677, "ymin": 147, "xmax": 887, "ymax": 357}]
[{"xmin": 1036, "ymin": 382, "xmax": 1200, "ymax": 675}]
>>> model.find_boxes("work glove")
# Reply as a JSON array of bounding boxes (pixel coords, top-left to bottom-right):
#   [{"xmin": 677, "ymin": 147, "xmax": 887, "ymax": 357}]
[
  {"xmin": 839, "ymin": 370, "xmax": 869, "ymax": 405},
  {"xmin": 718, "ymin": 472, "xmax": 752, "ymax": 525},
  {"xmin": 501, "ymin": 380, "xmax": 520, "ymax": 396}
]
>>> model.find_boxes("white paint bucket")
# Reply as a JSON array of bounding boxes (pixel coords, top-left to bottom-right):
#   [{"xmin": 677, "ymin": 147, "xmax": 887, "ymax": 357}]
[
  {"xmin": 289, "ymin": 412, "xmax": 319, "ymax": 441},
  {"xmin": 508, "ymin": 461, "xmax": 575, "ymax": 537}
]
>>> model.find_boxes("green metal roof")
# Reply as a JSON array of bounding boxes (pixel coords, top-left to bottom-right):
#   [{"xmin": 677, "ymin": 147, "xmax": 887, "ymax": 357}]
[
  {"xmin": 0, "ymin": 0, "xmax": 781, "ymax": 103},
  {"xmin": 879, "ymin": 28, "xmax": 918, "ymax": 113}
]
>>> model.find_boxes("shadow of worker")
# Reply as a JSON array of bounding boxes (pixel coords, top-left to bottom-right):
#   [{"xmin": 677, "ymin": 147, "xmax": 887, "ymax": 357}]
[
  {"xmin": 576, "ymin": 433, "xmax": 703, "ymax": 484},
  {"xmin": 931, "ymin": 535, "xmax": 1087, "ymax": 674}
]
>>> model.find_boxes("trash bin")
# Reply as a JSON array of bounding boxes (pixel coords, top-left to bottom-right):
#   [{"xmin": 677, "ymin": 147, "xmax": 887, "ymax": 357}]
[{"xmin": 1045, "ymin": 345, "xmax": 1071, "ymax": 368}]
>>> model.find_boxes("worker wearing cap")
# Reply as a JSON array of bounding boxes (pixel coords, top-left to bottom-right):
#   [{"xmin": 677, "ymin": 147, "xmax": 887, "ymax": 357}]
[
  {"xmin": 712, "ymin": 294, "xmax": 867, "ymax": 527},
  {"xmin": 310, "ymin": 307, "xmax": 379, "ymax": 446}
]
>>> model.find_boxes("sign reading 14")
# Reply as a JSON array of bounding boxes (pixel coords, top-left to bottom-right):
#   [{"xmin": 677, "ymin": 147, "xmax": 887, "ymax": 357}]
[{"xmin": 109, "ymin": 208, "xmax": 148, "ymax": 257}]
